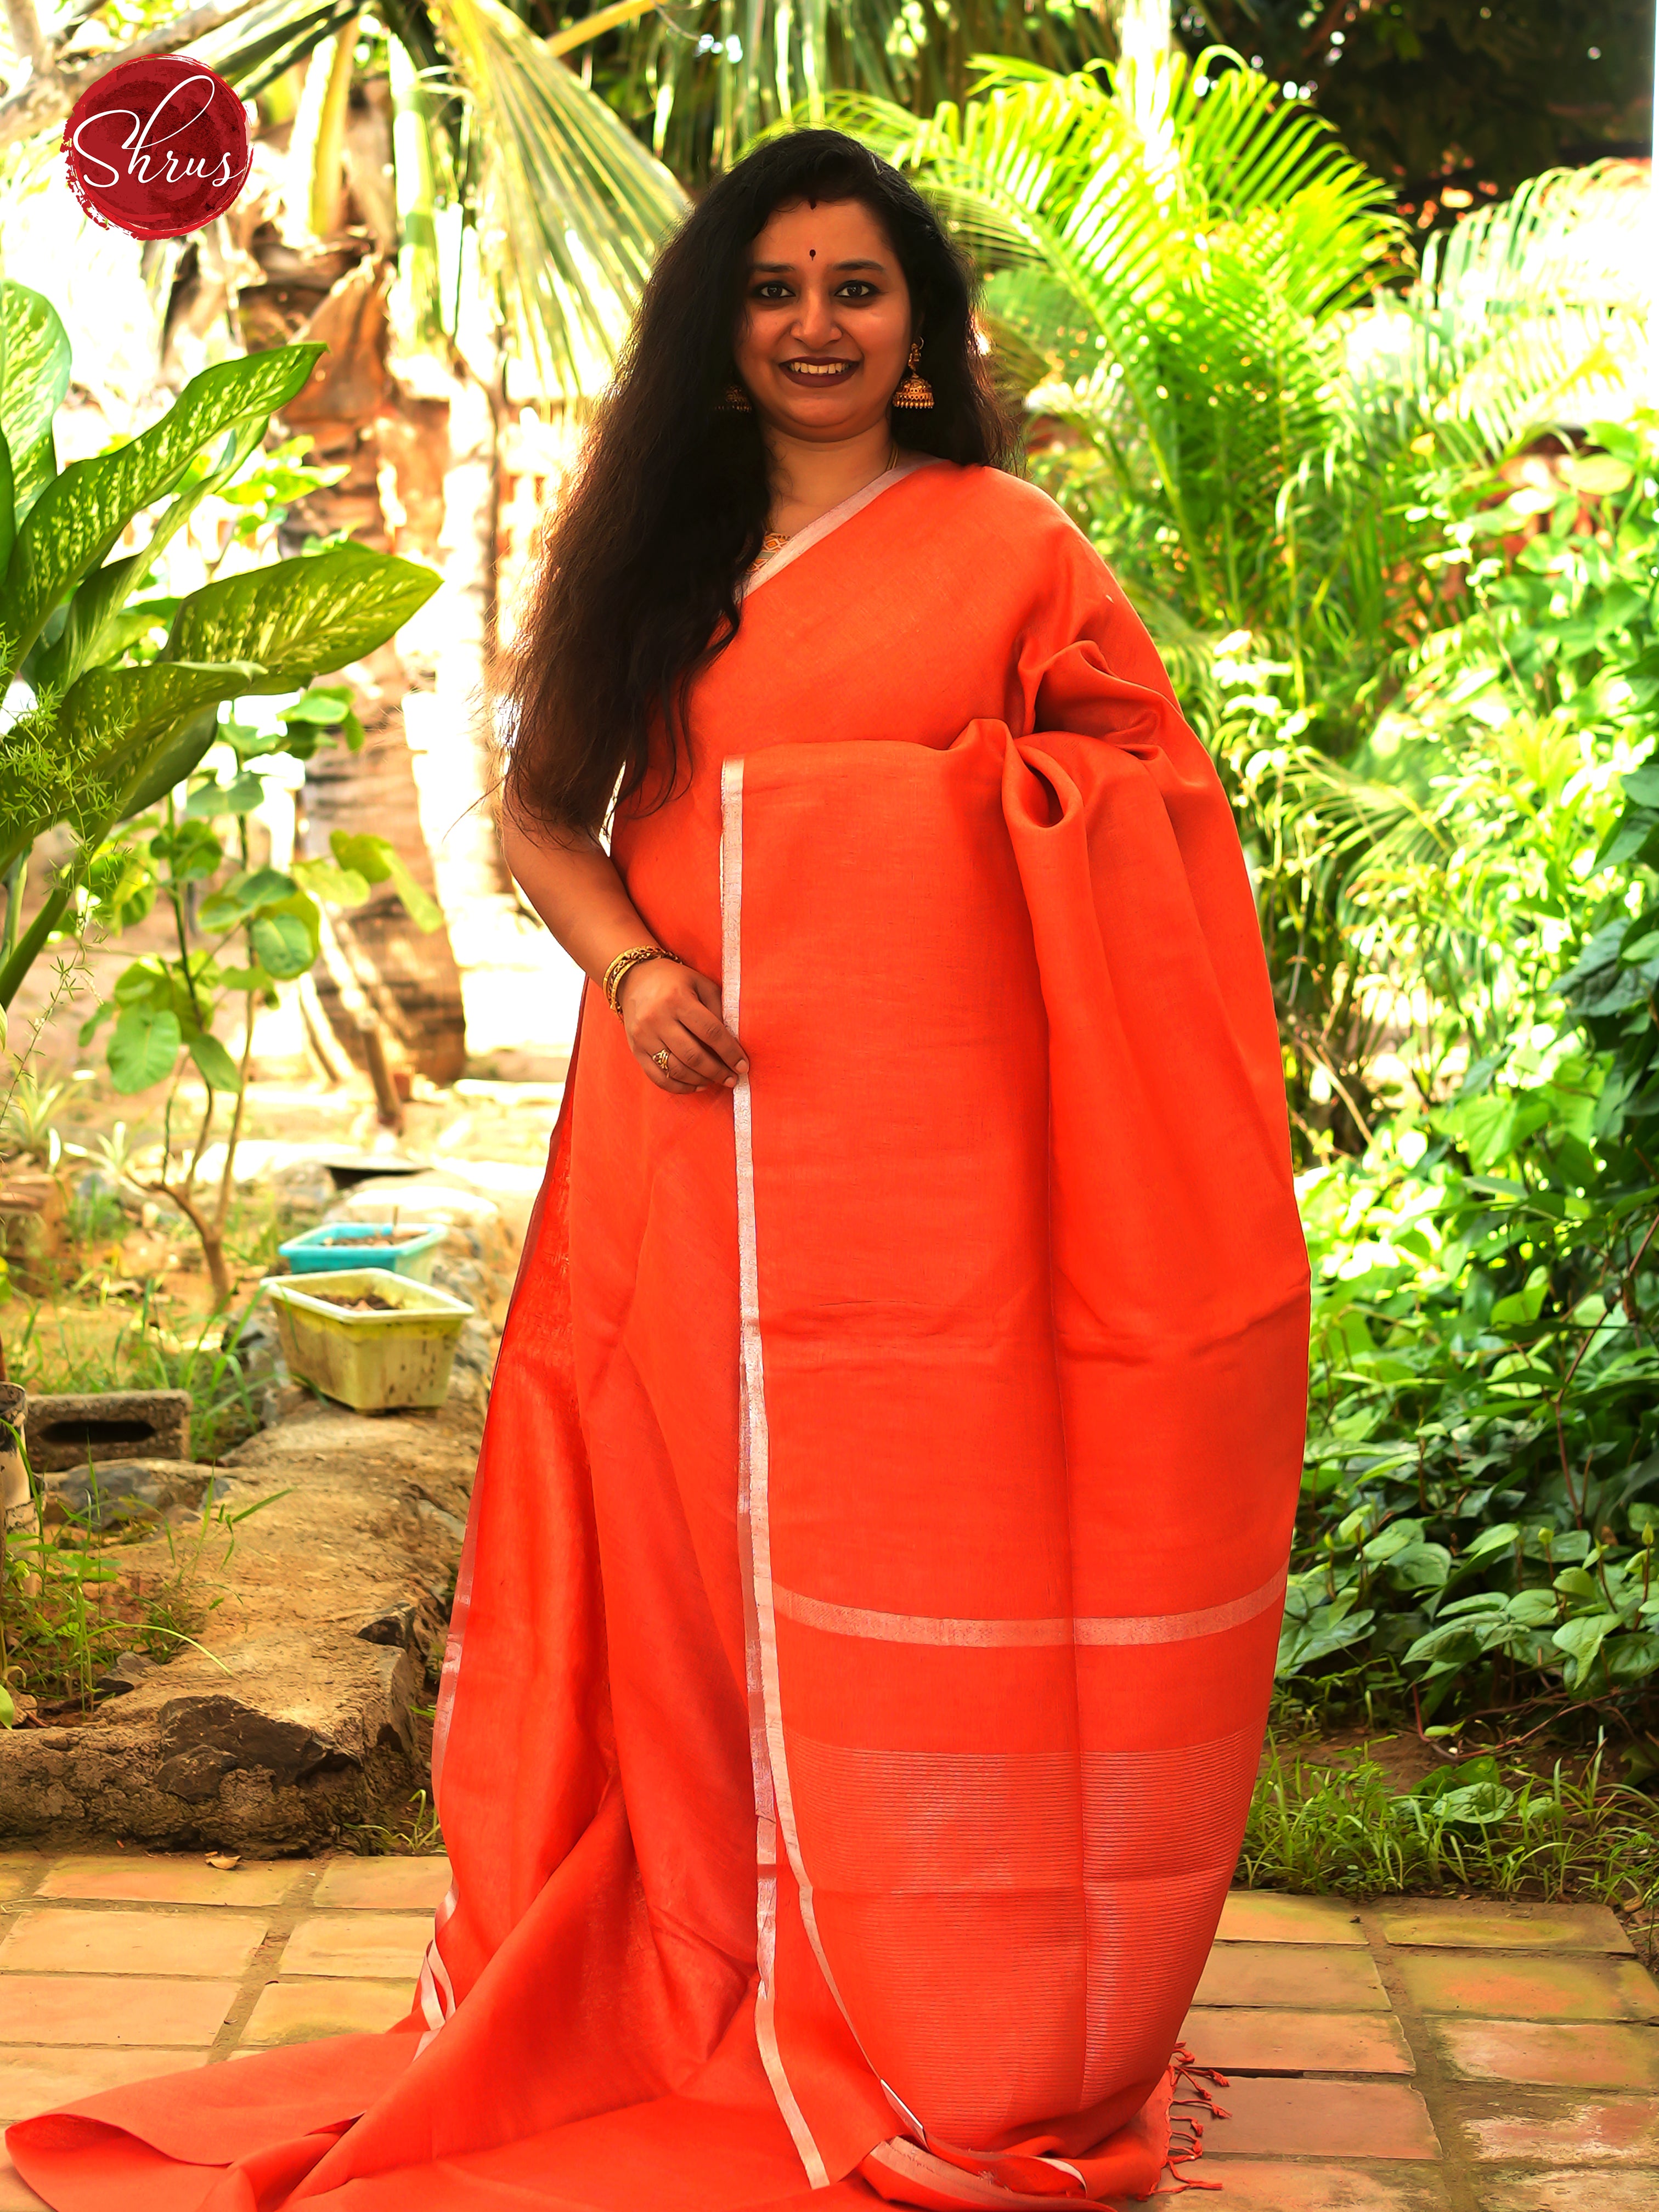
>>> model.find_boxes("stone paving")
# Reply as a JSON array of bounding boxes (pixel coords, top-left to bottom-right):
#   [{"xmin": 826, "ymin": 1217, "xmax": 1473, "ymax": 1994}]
[{"xmin": 0, "ymin": 1856, "xmax": 1656, "ymax": 2207}]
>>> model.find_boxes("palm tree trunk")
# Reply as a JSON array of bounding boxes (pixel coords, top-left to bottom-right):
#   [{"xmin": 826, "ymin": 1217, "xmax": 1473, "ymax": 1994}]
[
  {"xmin": 399, "ymin": 362, "xmax": 511, "ymax": 924},
  {"xmin": 269, "ymin": 251, "xmax": 470, "ymax": 1086},
  {"xmin": 300, "ymin": 642, "xmax": 469, "ymax": 1087}
]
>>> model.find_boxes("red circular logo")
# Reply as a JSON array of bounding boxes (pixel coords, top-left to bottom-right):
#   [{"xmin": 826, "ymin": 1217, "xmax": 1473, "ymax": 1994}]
[{"xmin": 63, "ymin": 54, "xmax": 250, "ymax": 240}]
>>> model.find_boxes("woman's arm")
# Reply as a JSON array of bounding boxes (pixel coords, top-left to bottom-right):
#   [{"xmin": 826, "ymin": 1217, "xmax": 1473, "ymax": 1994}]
[{"xmin": 499, "ymin": 811, "xmax": 747, "ymax": 1094}]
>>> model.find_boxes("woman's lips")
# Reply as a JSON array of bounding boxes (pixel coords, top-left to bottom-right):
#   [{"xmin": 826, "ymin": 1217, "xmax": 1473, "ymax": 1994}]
[{"xmin": 778, "ymin": 359, "xmax": 856, "ymax": 383}]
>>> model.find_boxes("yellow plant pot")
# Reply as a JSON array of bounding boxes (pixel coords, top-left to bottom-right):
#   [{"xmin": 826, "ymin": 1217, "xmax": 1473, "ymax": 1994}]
[{"xmin": 260, "ymin": 1269, "xmax": 475, "ymax": 1413}]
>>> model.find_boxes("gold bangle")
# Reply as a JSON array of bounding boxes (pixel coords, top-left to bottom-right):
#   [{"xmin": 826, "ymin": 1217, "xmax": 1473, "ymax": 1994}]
[{"xmin": 602, "ymin": 944, "xmax": 682, "ymax": 1019}]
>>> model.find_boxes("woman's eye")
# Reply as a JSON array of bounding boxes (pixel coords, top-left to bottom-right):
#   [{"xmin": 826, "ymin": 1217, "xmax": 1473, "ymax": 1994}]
[
  {"xmin": 838, "ymin": 281, "xmax": 877, "ymax": 300},
  {"xmin": 753, "ymin": 281, "xmax": 793, "ymax": 301}
]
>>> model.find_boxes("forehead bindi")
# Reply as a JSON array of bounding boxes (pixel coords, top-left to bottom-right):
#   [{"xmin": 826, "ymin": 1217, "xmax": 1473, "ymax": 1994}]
[{"xmin": 749, "ymin": 198, "xmax": 895, "ymax": 274}]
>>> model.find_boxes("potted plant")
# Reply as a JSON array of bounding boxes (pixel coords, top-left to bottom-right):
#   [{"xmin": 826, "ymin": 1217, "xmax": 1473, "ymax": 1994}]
[
  {"xmin": 259, "ymin": 1268, "xmax": 474, "ymax": 1413},
  {"xmin": 276, "ymin": 1221, "xmax": 448, "ymax": 1281}
]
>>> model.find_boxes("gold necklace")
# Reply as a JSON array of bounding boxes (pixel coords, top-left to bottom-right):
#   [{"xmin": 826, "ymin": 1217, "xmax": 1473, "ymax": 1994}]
[{"xmin": 757, "ymin": 443, "xmax": 901, "ymax": 570}]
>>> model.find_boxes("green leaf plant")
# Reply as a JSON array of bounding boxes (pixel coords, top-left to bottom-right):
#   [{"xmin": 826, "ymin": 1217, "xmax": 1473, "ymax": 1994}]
[
  {"xmin": 1280, "ymin": 418, "xmax": 1659, "ymax": 1748},
  {"xmin": 0, "ymin": 281, "xmax": 439, "ymax": 1023},
  {"xmin": 78, "ymin": 690, "xmax": 443, "ymax": 1304},
  {"xmin": 0, "ymin": 280, "xmax": 441, "ymax": 1302}
]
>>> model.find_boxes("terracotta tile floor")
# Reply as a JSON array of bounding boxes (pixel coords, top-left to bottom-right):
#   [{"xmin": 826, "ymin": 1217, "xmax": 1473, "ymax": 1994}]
[{"xmin": 0, "ymin": 1859, "xmax": 1654, "ymax": 2208}]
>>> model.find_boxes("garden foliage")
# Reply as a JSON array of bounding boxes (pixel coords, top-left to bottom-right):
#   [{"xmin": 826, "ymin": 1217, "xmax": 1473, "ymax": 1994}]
[
  {"xmin": 2, "ymin": 46, "xmax": 1653, "ymax": 1750},
  {"xmin": 0, "ymin": 280, "xmax": 438, "ymax": 1014},
  {"xmin": 0, "ymin": 279, "xmax": 441, "ymax": 1302},
  {"xmin": 71, "ymin": 690, "xmax": 443, "ymax": 1302},
  {"xmin": 1288, "ymin": 420, "xmax": 1659, "ymax": 1736}
]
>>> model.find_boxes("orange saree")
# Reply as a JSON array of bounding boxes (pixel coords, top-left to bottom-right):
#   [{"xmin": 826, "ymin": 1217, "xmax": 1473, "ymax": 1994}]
[{"xmin": 7, "ymin": 460, "xmax": 1310, "ymax": 2212}]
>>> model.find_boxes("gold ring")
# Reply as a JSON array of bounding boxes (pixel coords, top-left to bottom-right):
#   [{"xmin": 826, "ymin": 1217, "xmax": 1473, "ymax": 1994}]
[{"xmin": 651, "ymin": 1047, "xmax": 673, "ymax": 1075}]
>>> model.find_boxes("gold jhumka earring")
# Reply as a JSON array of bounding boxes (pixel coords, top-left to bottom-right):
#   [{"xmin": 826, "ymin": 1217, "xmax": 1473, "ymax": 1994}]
[
  {"xmin": 891, "ymin": 341, "xmax": 934, "ymax": 408},
  {"xmin": 720, "ymin": 382, "xmax": 753, "ymax": 412}
]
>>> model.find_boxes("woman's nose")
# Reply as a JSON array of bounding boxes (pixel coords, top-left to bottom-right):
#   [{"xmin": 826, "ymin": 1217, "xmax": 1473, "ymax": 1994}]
[{"xmin": 791, "ymin": 286, "xmax": 840, "ymax": 347}]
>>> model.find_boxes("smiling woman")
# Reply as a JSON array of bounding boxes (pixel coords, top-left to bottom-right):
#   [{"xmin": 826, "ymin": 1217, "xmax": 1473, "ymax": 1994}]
[
  {"xmin": 735, "ymin": 199, "xmax": 927, "ymax": 562},
  {"xmin": 492, "ymin": 129, "xmax": 1011, "ymax": 847},
  {"xmin": 6, "ymin": 129, "xmax": 1311, "ymax": 2212}
]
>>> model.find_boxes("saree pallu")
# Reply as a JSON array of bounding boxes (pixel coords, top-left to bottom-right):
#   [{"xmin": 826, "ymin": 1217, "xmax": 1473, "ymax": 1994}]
[{"xmin": 7, "ymin": 461, "xmax": 1310, "ymax": 2212}]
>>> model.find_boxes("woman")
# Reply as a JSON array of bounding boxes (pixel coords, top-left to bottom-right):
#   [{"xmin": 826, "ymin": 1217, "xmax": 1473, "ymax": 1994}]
[{"xmin": 8, "ymin": 130, "xmax": 1308, "ymax": 2212}]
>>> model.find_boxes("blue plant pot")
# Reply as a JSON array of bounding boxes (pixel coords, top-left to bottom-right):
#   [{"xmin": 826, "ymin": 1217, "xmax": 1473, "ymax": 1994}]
[{"xmin": 277, "ymin": 1221, "xmax": 448, "ymax": 1283}]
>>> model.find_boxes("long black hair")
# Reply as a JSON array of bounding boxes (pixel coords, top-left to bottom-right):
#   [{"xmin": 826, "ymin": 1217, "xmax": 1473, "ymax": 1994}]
[{"xmin": 496, "ymin": 128, "xmax": 1017, "ymax": 838}]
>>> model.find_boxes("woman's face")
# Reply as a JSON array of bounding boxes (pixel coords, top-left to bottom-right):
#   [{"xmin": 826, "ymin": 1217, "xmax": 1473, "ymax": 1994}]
[{"xmin": 733, "ymin": 197, "xmax": 913, "ymax": 443}]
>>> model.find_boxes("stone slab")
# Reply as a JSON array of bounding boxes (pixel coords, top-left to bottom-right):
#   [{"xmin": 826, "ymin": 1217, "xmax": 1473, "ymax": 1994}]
[
  {"xmin": 0, "ymin": 1974, "xmax": 239, "ymax": 2046},
  {"xmin": 1183, "ymin": 2004, "xmax": 1414, "ymax": 2074},
  {"xmin": 0, "ymin": 1906, "xmax": 269, "ymax": 1979},
  {"xmin": 280, "ymin": 1912, "xmax": 430, "ymax": 1980},
  {"xmin": 242, "ymin": 1979, "xmax": 415, "ymax": 2046},
  {"xmin": 1211, "ymin": 2076, "xmax": 1440, "ymax": 2159},
  {"xmin": 1397, "ymin": 1950, "xmax": 1659, "ymax": 2023},
  {"xmin": 1194, "ymin": 1942, "xmax": 1392, "ymax": 2011},
  {"xmin": 1474, "ymin": 2171, "xmax": 1659, "ymax": 2210},
  {"xmin": 1109, "ymin": 2161, "xmax": 1453, "ymax": 2211},
  {"xmin": 1217, "ymin": 1892, "xmax": 1368, "ymax": 1945},
  {"xmin": 35, "ymin": 1857, "xmax": 300, "ymax": 1907},
  {"xmin": 1377, "ymin": 1900, "xmax": 1634, "ymax": 1954},
  {"xmin": 1429, "ymin": 2016, "xmax": 1659, "ymax": 2090},
  {"xmin": 0, "ymin": 2045, "xmax": 205, "ymax": 2125},
  {"xmin": 311, "ymin": 1857, "xmax": 450, "ymax": 1911},
  {"xmin": 0, "ymin": 1862, "xmax": 44, "ymax": 1904},
  {"xmin": 1444, "ymin": 2086, "xmax": 1659, "ymax": 2163}
]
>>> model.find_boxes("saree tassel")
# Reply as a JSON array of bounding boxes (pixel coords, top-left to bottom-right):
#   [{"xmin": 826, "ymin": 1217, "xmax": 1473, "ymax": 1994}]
[
  {"xmin": 1130, "ymin": 2048, "xmax": 1232, "ymax": 2198},
  {"xmin": 1140, "ymin": 2121, "xmax": 1222, "ymax": 2198}
]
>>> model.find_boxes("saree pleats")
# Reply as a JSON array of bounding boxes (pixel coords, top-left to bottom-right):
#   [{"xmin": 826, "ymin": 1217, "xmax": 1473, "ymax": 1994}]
[{"xmin": 7, "ymin": 462, "xmax": 1307, "ymax": 2212}]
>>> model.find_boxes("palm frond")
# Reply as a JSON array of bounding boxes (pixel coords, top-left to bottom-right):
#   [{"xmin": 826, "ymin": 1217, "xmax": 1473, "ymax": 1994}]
[
  {"xmin": 1279, "ymin": 746, "xmax": 1452, "ymax": 883},
  {"xmin": 388, "ymin": 34, "xmax": 454, "ymax": 351},
  {"xmin": 1420, "ymin": 162, "xmax": 1647, "ymax": 326},
  {"xmin": 432, "ymin": 0, "xmax": 685, "ymax": 397},
  {"xmin": 839, "ymin": 54, "xmax": 1399, "ymax": 629},
  {"xmin": 1298, "ymin": 161, "xmax": 1649, "ymax": 700},
  {"xmin": 1340, "ymin": 162, "xmax": 1647, "ymax": 467},
  {"xmin": 610, "ymin": 0, "xmax": 1115, "ymax": 182},
  {"xmin": 198, "ymin": 0, "xmax": 678, "ymax": 393},
  {"xmin": 194, "ymin": 0, "xmax": 362, "ymax": 103}
]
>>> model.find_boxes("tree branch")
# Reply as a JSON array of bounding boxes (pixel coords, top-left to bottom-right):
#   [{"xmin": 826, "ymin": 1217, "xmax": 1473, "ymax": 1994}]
[
  {"xmin": 4, "ymin": 0, "xmax": 52, "ymax": 79},
  {"xmin": 0, "ymin": 0, "xmax": 266, "ymax": 154}
]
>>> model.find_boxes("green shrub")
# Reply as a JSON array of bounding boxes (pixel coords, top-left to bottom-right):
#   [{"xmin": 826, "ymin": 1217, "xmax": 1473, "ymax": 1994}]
[{"xmin": 1284, "ymin": 420, "xmax": 1659, "ymax": 1735}]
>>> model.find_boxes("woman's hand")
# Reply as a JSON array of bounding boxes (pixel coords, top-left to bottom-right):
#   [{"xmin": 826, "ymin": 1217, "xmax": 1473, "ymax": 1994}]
[
  {"xmin": 619, "ymin": 959, "xmax": 748, "ymax": 1093},
  {"xmin": 494, "ymin": 813, "xmax": 742, "ymax": 1093}
]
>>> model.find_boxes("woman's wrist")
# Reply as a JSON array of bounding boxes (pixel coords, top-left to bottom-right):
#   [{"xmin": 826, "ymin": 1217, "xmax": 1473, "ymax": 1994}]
[{"xmin": 602, "ymin": 943, "xmax": 683, "ymax": 1018}]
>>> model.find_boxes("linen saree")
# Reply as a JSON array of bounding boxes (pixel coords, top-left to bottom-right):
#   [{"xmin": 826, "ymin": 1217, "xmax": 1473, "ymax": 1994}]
[{"xmin": 7, "ymin": 459, "xmax": 1310, "ymax": 2212}]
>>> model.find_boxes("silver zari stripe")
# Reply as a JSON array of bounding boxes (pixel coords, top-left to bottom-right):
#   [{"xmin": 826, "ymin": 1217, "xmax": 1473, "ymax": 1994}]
[
  {"xmin": 771, "ymin": 1562, "xmax": 1289, "ymax": 1650},
  {"xmin": 723, "ymin": 756, "xmax": 828, "ymax": 2187}
]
